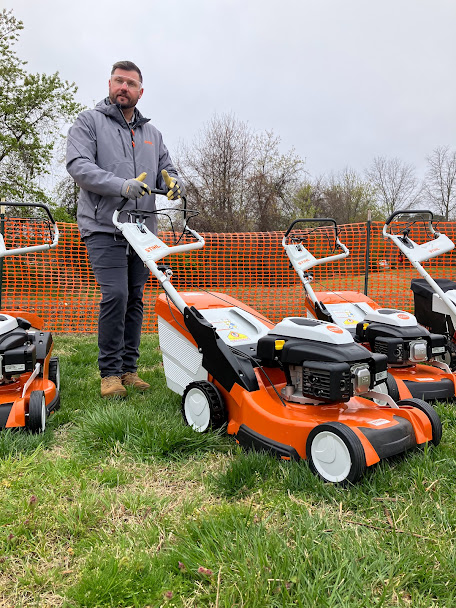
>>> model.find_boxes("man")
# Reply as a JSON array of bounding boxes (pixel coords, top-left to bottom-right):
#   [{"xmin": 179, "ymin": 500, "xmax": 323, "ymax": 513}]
[{"xmin": 66, "ymin": 60, "xmax": 183, "ymax": 397}]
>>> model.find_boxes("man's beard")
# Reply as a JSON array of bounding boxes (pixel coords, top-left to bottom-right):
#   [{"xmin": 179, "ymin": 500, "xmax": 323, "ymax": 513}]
[{"xmin": 109, "ymin": 92, "xmax": 136, "ymax": 109}]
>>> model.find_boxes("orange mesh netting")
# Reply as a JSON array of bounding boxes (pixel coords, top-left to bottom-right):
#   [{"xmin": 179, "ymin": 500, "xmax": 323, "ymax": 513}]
[{"xmin": 1, "ymin": 219, "xmax": 455, "ymax": 333}]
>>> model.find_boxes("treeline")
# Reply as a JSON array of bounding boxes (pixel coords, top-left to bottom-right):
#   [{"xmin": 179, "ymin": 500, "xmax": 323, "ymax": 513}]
[
  {"xmin": 175, "ymin": 113, "xmax": 456, "ymax": 232},
  {"xmin": 1, "ymin": 9, "xmax": 455, "ymax": 230}
]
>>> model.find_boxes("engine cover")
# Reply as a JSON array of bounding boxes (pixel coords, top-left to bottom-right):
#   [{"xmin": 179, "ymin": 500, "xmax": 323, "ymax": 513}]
[
  {"xmin": 257, "ymin": 331, "xmax": 388, "ymax": 403},
  {"xmin": 356, "ymin": 321, "xmax": 447, "ymax": 364}
]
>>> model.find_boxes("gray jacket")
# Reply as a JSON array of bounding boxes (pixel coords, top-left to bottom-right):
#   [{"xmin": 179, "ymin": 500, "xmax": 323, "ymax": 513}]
[{"xmin": 66, "ymin": 98, "xmax": 180, "ymax": 238}]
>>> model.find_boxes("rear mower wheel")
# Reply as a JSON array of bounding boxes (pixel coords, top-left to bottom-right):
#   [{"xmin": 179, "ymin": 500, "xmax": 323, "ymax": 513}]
[
  {"xmin": 398, "ymin": 398, "xmax": 442, "ymax": 446},
  {"xmin": 373, "ymin": 372, "xmax": 400, "ymax": 405},
  {"xmin": 49, "ymin": 357, "xmax": 60, "ymax": 391},
  {"xmin": 27, "ymin": 390, "xmax": 46, "ymax": 433},
  {"xmin": 306, "ymin": 422, "xmax": 367, "ymax": 485},
  {"xmin": 181, "ymin": 381, "xmax": 226, "ymax": 432}
]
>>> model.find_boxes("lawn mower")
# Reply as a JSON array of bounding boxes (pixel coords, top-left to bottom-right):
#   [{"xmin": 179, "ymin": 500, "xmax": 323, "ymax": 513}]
[
  {"xmin": 282, "ymin": 218, "xmax": 456, "ymax": 403},
  {"xmin": 112, "ymin": 189, "xmax": 441, "ymax": 485},
  {"xmin": 383, "ymin": 209, "xmax": 456, "ymax": 370},
  {"xmin": 0, "ymin": 202, "xmax": 60, "ymax": 433}
]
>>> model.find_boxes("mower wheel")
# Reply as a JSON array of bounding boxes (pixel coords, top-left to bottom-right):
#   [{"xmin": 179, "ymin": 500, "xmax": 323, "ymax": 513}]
[
  {"xmin": 372, "ymin": 373, "xmax": 400, "ymax": 405},
  {"xmin": 306, "ymin": 422, "xmax": 367, "ymax": 485},
  {"xmin": 181, "ymin": 381, "xmax": 226, "ymax": 433},
  {"xmin": 49, "ymin": 357, "xmax": 60, "ymax": 391},
  {"xmin": 385, "ymin": 372, "xmax": 400, "ymax": 401},
  {"xmin": 398, "ymin": 398, "xmax": 442, "ymax": 446},
  {"xmin": 27, "ymin": 390, "xmax": 47, "ymax": 433}
]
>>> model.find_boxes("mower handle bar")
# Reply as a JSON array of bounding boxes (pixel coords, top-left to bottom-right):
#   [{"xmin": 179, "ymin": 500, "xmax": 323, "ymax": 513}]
[
  {"xmin": 112, "ymin": 195, "xmax": 204, "ymax": 261},
  {"xmin": 282, "ymin": 217, "xmax": 349, "ymax": 268},
  {"xmin": 0, "ymin": 201, "xmax": 59, "ymax": 258},
  {"xmin": 284, "ymin": 217, "xmax": 337, "ymax": 237},
  {"xmin": 383, "ymin": 209, "xmax": 439, "ymax": 239},
  {"xmin": 384, "ymin": 209, "xmax": 434, "ymax": 226}
]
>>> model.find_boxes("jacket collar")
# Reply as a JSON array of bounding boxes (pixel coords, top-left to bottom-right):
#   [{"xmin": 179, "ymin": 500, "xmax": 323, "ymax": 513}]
[{"xmin": 95, "ymin": 98, "xmax": 150, "ymax": 128}]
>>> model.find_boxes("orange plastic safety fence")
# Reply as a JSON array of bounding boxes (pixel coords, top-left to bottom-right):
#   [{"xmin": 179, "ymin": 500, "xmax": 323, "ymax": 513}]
[{"xmin": 1, "ymin": 220, "xmax": 455, "ymax": 333}]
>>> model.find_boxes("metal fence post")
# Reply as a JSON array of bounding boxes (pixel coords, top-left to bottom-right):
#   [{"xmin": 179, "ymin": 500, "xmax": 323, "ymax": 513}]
[{"xmin": 364, "ymin": 210, "xmax": 372, "ymax": 296}]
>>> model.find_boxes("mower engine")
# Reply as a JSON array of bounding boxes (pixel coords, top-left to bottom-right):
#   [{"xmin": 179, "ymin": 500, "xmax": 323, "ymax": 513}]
[
  {"xmin": 0, "ymin": 314, "xmax": 51, "ymax": 382},
  {"xmin": 355, "ymin": 308, "xmax": 447, "ymax": 366},
  {"xmin": 256, "ymin": 317, "xmax": 387, "ymax": 404}
]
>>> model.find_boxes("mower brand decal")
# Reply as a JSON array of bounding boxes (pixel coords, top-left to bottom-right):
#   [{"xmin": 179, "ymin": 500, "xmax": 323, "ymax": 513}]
[
  {"xmin": 144, "ymin": 244, "xmax": 162, "ymax": 252},
  {"xmin": 415, "ymin": 377, "xmax": 435, "ymax": 382},
  {"xmin": 332, "ymin": 310, "xmax": 357, "ymax": 325},
  {"xmin": 369, "ymin": 419, "xmax": 390, "ymax": 427},
  {"xmin": 213, "ymin": 319, "xmax": 239, "ymax": 330},
  {"xmin": 326, "ymin": 325, "xmax": 344, "ymax": 334},
  {"xmin": 397, "ymin": 313, "xmax": 409, "ymax": 319},
  {"xmin": 227, "ymin": 331, "xmax": 249, "ymax": 341}
]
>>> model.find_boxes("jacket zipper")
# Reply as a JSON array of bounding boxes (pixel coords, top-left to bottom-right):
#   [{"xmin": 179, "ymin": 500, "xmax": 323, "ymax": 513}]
[
  {"xmin": 130, "ymin": 127, "xmax": 138, "ymax": 207},
  {"xmin": 118, "ymin": 129, "xmax": 127, "ymax": 157}
]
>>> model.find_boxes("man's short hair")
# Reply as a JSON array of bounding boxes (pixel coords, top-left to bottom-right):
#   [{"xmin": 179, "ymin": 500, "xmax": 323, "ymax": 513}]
[{"xmin": 111, "ymin": 61, "xmax": 143, "ymax": 83}]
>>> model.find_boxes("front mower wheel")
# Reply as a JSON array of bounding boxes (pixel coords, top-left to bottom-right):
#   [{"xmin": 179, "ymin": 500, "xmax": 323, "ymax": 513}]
[
  {"xmin": 181, "ymin": 381, "xmax": 226, "ymax": 433},
  {"xmin": 27, "ymin": 390, "xmax": 46, "ymax": 433},
  {"xmin": 306, "ymin": 422, "xmax": 367, "ymax": 484},
  {"xmin": 48, "ymin": 357, "xmax": 60, "ymax": 391},
  {"xmin": 398, "ymin": 398, "xmax": 442, "ymax": 446}
]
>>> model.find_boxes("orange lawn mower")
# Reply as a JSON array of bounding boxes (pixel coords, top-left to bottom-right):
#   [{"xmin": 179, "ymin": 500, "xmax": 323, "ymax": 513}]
[
  {"xmin": 383, "ymin": 209, "xmax": 456, "ymax": 370},
  {"xmin": 111, "ymin": 189, "xmax": 441, "ymax": 485},
  {"xmin": 282, "ymin": 218, "xmax": 456, "ymax": 404},
  {"xmin": 0, "ymin": 202, "xmax": 60, "ymax": 433}
]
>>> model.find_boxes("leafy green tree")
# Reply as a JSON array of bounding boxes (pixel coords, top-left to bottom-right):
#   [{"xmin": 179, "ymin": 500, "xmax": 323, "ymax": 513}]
[
  {"xmin": 291, "ymin": 180, "xmax": 324, "ymax": 220},
  {"xmin": 0, "ymin": 9, "xmax": 83, "ymax": 206},
  {"xmin": 291, "ymin": 170, "xmax": 381, "ymax": 225},
  {"xmin": 321, "ymin": 169, "xmax": 380, "ymax": 224}
]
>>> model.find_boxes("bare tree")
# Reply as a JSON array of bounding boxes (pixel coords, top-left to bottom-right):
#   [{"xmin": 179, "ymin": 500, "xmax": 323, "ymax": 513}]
[
  {"xmin": 176, "ymin": 114, "xmax": 305, "ymax": 232},
  {"xmin": 365, "ymin": 156, "xmax": 422, "ymax": 216},
  {"xmin": 176, "ymin": 113, "xmax": 254, "ymax": 232},
  {"xmin": 247, "ymin": 131, "xmax": 305, "ymax": 231},
  {"xmin": 424, "ymin": 146, "xmax": 456, "ymax": 220}
]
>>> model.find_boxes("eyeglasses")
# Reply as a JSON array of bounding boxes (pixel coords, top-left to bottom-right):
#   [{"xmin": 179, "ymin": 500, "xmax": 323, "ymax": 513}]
[{"xmin": 111, "ymin": 75, "xmax": 142, "ymax": 91}]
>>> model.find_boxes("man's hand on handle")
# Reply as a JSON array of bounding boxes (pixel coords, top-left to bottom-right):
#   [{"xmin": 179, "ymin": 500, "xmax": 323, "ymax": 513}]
[
  {"xmin": 121, "ymin": 173, "xmax": 151, "ymax": 199},
  {"xmin": 161, "ymin": 169, "xmax": 183, "ymax": 200}
]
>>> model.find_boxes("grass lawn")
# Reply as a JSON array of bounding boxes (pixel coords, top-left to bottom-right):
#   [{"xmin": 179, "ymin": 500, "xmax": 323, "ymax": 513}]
[{"xmin": 1, "ymin": 334, "xmax": 456, "ymax": 607}]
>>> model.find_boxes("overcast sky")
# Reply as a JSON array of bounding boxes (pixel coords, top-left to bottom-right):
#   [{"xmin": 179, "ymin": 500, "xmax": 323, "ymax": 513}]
[{"xmin": 8, "ymin": 0, "xmax": 456, "ymax": 182}]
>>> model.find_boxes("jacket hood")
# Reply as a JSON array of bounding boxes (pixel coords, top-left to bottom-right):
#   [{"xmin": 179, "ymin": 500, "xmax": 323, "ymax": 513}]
[{"xmin": 95, "ymin": 98, "xmax": 150, "ymax": 128}]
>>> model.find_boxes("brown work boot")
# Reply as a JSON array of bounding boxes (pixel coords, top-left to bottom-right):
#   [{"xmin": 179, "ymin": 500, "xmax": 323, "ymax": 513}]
[
  {"xmin": 100, "ymin": 376, "xmax": 127, "ymax": 398},
  {"xmin": 121, "ymin": 372, "xmax": 150, "ymax": 391}
]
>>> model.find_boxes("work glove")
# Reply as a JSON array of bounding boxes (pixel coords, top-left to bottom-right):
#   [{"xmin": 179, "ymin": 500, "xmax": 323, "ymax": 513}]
[
  {"xmin": 121, "ymin": 174, "xmax": 151, "ymax": 199},
  {"xmin": 161, "ymin": 169, "xmax": 183, "ymax": 200}
]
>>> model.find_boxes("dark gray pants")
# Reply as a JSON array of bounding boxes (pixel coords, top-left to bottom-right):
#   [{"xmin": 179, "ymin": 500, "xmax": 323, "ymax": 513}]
[{"xmin": 84, "ymin": 233, "xmax": 150, "ymax": 378}]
